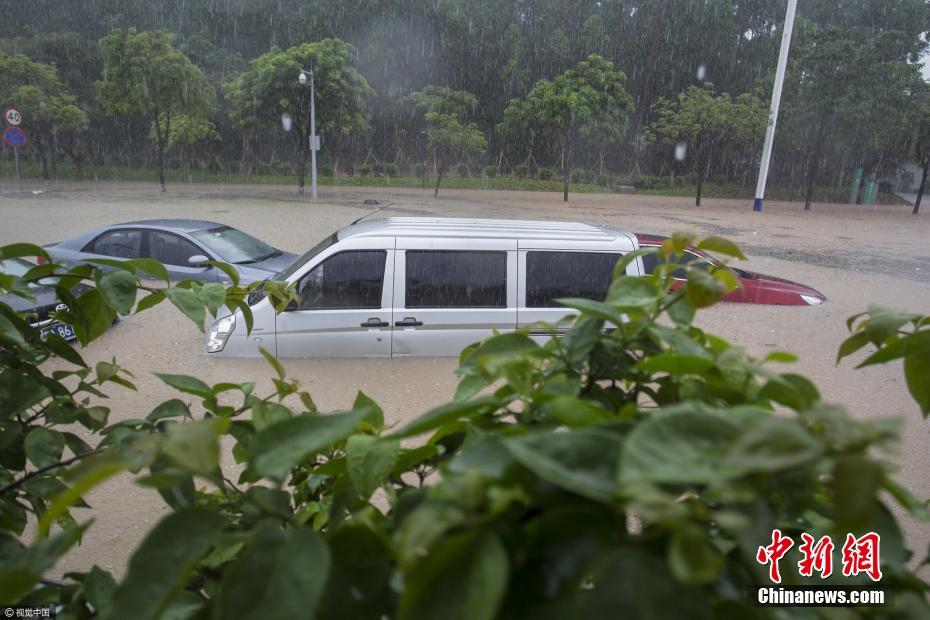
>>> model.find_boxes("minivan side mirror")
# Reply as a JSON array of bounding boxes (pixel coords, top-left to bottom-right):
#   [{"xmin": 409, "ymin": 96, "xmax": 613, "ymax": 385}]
[{"xmin": 188, "ymin": 254, "xmax": 210, "ymax": 267}]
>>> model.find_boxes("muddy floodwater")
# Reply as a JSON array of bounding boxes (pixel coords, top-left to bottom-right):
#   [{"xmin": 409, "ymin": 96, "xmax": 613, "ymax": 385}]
[{"xmin": 2, "ymin": 181, "xmax": 929, "ymax": 577}]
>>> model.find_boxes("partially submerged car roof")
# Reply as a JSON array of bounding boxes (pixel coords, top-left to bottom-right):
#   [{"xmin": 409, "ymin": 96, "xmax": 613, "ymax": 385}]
[{"xmin": 339, "ymin": 217, "xmax": 638, "ymax": 245}]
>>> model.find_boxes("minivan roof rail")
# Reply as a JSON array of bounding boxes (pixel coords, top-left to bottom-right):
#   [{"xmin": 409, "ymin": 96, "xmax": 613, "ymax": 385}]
[{"xmin": 352, "ymin": 202, "xmax": 393, "ymax": 225}]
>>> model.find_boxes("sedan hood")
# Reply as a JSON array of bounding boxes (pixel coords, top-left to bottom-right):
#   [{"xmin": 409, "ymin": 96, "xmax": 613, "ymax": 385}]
[
  {"xmin": 731, "ymin": 269, "xmax": 826, "ymax": 305},
  {"xmin": 232, "ymin": 251, "xmax": 298, "ymax": 284}
]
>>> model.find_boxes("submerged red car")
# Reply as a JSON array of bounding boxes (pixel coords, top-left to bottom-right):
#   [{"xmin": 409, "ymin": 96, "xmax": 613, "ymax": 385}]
[{"xmin": 636, "ymin": 234, "xmax": 826, "ymax": 306}]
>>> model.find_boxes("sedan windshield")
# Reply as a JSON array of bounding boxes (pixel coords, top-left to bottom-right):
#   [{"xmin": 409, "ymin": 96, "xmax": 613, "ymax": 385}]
[{"xmin": 191, "ymin": 226, "xmax": 279, "ymax": 264}]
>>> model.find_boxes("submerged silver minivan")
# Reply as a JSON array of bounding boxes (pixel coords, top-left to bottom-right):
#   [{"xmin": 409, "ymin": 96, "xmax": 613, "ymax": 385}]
[{"xmin": 205, "ymin": 218, "xmax": 641, "ymax": 358}]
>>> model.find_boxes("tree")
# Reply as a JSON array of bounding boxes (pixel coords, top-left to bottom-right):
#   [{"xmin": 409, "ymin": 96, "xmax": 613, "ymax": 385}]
[
  {"xmin": 908, "ymin": 87, "xmax": 930, "ymax": 215},
  {"xmin": 97, "ymin": 28, "xmax": 211, "ymax": 192},
  {"xmin": 783, "ymin": 19, "xmax": 925, "ymax": 209},
  {"xmin": 500, "ymin": 54, "xmax": 633, "ymax": 201},
  {"xmin": 647, "ymin": 84, "xmax": 766, "ymax": 206},
  {"xmin": 3, "ymin": 235, "xmax": 930, "ymax": 617},
  {"xmin": 404, "ymin": 86, "xmax": 486, "ymax": 196},
  {"xmin": 224, "ymin": 39, "xmax": 374, "ymax": 194},
  {"xmin": 0, "ymin": 51, "xmax": 88, "ymax": 180},
  {"xmin": 150, "ymin": 113, "xmax": 220, "ymax": 182}
]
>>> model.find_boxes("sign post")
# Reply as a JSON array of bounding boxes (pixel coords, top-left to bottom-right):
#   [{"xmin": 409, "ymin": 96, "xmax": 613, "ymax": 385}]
[{"xmin": 3, "ymin": 108, "xmax": 27, "ymax": 196}]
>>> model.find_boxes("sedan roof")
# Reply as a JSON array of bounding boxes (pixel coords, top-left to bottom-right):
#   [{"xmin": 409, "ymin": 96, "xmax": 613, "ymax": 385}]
[{"xmin": 118, "ymin": 219, "xmax": 225, "ymax": 233}]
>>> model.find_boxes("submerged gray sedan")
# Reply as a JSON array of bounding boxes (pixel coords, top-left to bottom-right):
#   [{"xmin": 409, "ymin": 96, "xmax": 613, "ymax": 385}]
[{"xmin": 44, "ymin": 219, "xmax": 296, "ymax": 284}]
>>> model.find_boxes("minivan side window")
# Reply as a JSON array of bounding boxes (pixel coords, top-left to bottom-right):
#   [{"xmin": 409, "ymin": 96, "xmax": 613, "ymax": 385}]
[
  {"xmin": 405, "ymin": 250, "xmax": 507, "ymax": 308},
  {"xmin": 83, "ymin": 229, "xmax": 144, "ymax": 259},
  {"xmin": 296, "ymin": 250, "xmax": 386, "ymax": 310},
  {"xmin": 525, "ymin": 251, "xmax": 621, "ymax": 308}
]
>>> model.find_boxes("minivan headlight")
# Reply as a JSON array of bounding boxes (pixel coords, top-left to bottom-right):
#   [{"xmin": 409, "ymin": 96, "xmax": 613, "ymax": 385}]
[{"xmin": 206, "ymin": 314, "xmax": 236, "ymax": 352}]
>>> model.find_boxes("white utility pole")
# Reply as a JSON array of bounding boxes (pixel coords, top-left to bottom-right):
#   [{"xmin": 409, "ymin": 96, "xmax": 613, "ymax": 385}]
[
  {"xmin": 753, "ymin": 0, "xmax": 798, "ymax": 212},
  {"xmin": 299, "ymin": 68, "xmax": 319, "ymax": 201}
]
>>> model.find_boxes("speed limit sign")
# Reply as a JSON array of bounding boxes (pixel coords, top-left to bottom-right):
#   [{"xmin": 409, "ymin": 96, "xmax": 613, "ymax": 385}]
[{"xmin": 4, "ymin": 107, "xmax": 23, "ymax": 127}]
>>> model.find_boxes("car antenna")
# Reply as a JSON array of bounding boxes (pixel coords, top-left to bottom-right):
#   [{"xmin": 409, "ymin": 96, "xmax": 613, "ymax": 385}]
[{"xmin": 352, "ymin": 202, "xmax": 393, "ymax": 225}]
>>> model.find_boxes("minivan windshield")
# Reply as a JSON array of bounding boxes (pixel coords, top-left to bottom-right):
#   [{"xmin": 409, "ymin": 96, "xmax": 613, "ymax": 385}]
[
  {"xmin": 192, "ymin": 226, "xmax": 280, "ymax": 264},
  {"xmin": 273, "ymin": 233, "xmax": 338, "ymax": 281}
]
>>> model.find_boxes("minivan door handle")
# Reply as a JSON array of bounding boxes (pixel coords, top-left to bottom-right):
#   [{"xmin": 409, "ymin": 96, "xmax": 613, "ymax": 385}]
[
  {"xmin": 395, "ymin": 317, "xmax": 423, "ymax": 327},
  {"xmin": 360, "ymin": 318, "xmax": 389, "ymax": 328}
]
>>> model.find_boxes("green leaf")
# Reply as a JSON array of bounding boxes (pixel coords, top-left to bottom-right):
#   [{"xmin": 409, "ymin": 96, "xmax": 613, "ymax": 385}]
[
  {"xmin": 24, "ymin": 427, "xmax": 64, "ymax": 469},
  {"xmin": 353, "ymin": 390, "xmax": 384, "ymax": 428},
  {"xmin": 196, "ymin": 282, "xmax": 226, "ymax": 316},
  {"xmin": 581, "ymin": 547, "xmax": 712, "ymax": 618},
  {"xmin": 125, "ymin": 258, "xmax": 170, "ymax": 283},
  {"xmin": 390, "ymin": 396, "xmax": 499, "ymax": 439},
  {"xmin": 249, "ymin": 410, "xmax": 367, "ymax": 479},
  {"xmin": 0, "ymin": 522, "xmax": 90, "ymax": 605},
  {"xmin": 832, "ymin": 457, "xmax": 882, "ymax": 532},
  {"xmin": 503, "ymin": 429, "xmax": 622, "ymax": 503},
  {"xmin": 904, "ymin": 351, "xmax": 930, "ymax": 417},
  {"xmin": 96, "ymin": 270, "xmax": 138, "ymax": 314},
  {"xmin": 836, "ymin": 330, "xmax": 871, "ymax": 364},
  {"xmin": 73, "ymin": 289, "xmax": 117, "ymax": 345},
  {"xmin": 758, "ymin": 372, "xmax": 820, "ymax": 411},
  {"xmin": 345, "ymin": 434, "xmax": 400, "ymax": 499},
  {"xmin": 606, "ymin": 276, "xmax": 662, "ymax": 307},
  {"xmin": 103, "ymin": 509, "xmax": 224, "ymax": 620},
  {"xmin": 164, "ymin": 419, "xmax": 225, "ymax": 475},
  {"xmin": 545, "ymin": 396, "xmax": 613, "ymax": 427},
  {"xmin": 696, "ymin": 236, "xmax": 747, "ymax": 260},
  {"xmin": 84, "ymin": 566, "xmax": 117, "ymax": 617},
  {"xmin": 208, "ymin": 261, "xmax": 240, "ymax": 286},
  {"xmin": 666, "ymin": 295, "xmax": 695, "ymax": 326},
  {"xmin": 135, "ymin": 291, "xmax": 166, "ymax": 313},
  {"xmin": 621, "ymin": 406, "xmax": 743, "ymax": 487},
  {"xmin": 318, "ymin": 526, "xmax": 394, "ymax": 620},
  {"xmin": 635, "ymin": 354, "xmax": 715, "ymax": 374},
  {"xmin": 155, "ymin": 373, "xmax": 213, "ymax": 399},
  {"xmin": 147, "ymin": 399, "xmax": 191, "ymax": 422},
  {"xmin": 398, "ymin": 529, "xmax": 508, "ymax": 620},
  {"xmin": 0, "ymin": 242, "xmax": 48, "ymax": 262},
  {"xmin": 218, "ymin": 523, "xmax": 330, "ymax": 620},
  {"xmin": 722, "ymin": 416, "xmax": 821, "ymax": 475},
  {"xmin": 685, "ymin": 268, "xmax": 728, "ymax": 309},
  {"xmin": 668, "ymin": 524, "xmax": 725, "ymax": 584},
  {"xmin": 165, "ymin": 288, "xmax": 205, "ymax": 331},
  {"xmin": 259, "ymin": 346, "xmax": 285, "ymax": 380},
  {"xmin": 555, "ymin": 298, "xmax": 625, "ymax": 325},
  {"xmin": 251, "ymin": 400, "xmax": 291, "ymax": 431}
]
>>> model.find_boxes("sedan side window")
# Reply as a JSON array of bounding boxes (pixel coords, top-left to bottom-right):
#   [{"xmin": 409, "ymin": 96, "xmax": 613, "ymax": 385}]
[
  {"xmin": 296, "ymin": 250, "xmax": 386, "ymax": 310},
  {"xmin": 83, "ymin": 230, "xmax": 143, "ymax": 259},
  {"xmin": 670, "ymin": 252, "xmax": 710, "ymax": 279},
  {"xmin": 148, "ymin": 231, "xmax": 204, "ymax": 266}
]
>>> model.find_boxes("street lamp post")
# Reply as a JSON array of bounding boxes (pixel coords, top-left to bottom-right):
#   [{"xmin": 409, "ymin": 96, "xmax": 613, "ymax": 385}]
[{"xmin": 298, "ymin": 68, "xmax": 318, "ymax": 201}]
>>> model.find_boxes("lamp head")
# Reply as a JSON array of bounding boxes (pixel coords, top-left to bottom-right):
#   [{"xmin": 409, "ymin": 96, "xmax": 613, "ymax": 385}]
[{"xmin": 298, "ymin": 70, "xmax": 307, "ymax": 85}]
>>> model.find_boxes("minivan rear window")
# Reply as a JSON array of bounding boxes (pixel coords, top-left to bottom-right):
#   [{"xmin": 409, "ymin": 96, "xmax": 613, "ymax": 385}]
[
  {"xmin": 405, "ymin": 250, "xmax": 506, "ymax": 308},
  {"xmin": 526, "ymin": 251, "xmax": 621, "ymax": 307}
]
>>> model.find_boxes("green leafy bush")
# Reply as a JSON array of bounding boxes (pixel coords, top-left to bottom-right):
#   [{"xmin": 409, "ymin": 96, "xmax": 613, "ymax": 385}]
[
  {"xmin": 514, "ymin": 164, "xmax": 529, "ymax": 179},
  {"xmin": 484, "ymin": 164, "xmax": 498, "ymax": 177},
  {"xmin": 356, "ymin": 164, "xmax": 372, "ymax": 177},
  {"xmin": 457, "ymin": 163, "xmax": 469, "ymax": 177},
  {"xmin": 572, "ymin": 168, "xmax": 585, "ymax": 183},
  {"xmin": 320, "ymin": 164, "xmax": 335, "ymax": 177},
  {"xmin": 1, "ymin": 234, "xmax": 928, "ymax": 619},
  {"xmin": 414, "ymin": 162, "xmax": 427, "ymax": 178},
  {"xmin": 383, "ymin": 163, "xmax": 399, "ymax": 177},
  {"xmin": 596, "ymin": 173, "xmax": 609, "ymax": 187},
  {"xmin": 538, "ymin": 166, "xmax": 553, "ymax": 180}
]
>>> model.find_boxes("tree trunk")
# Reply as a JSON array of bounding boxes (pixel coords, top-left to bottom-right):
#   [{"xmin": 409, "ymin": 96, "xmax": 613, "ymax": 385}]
[
  {"xmin": 804, "ymin": 123, "xmax": 826, "ymax": 211},
  {"xmin": 50, "ymin": 130, "xmax": 59, "ymax": 180},
  {"xmin": 434, "ymin": 162, "xmax": 444, "ymax": 197},
  {"xmin": 241, "ymin": 131, "xmax": 253, "ymax": 176},
  {"xmin": 562, "ymin": 140, "xmax": 572, "ymax": 202},
  {"xmin": 153, "ymin": 113, "xmax": 167, "ymax": 192},
  {"xmin": 915, "ymin": 157, "xmax": 928, "ymax": 215}
]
